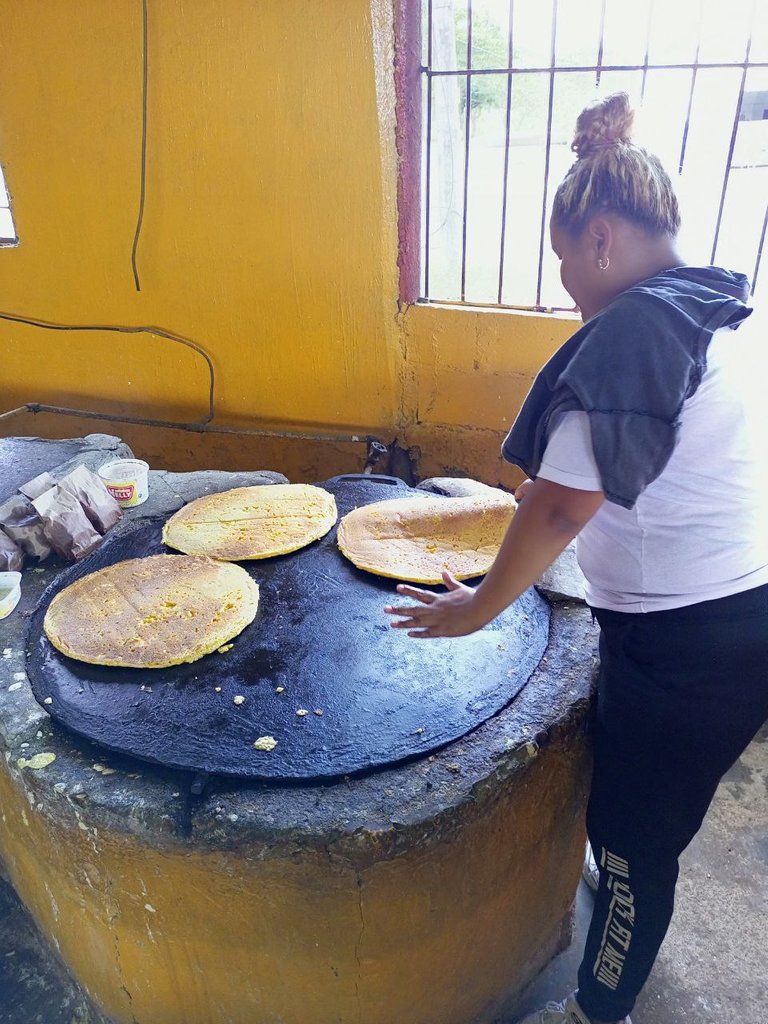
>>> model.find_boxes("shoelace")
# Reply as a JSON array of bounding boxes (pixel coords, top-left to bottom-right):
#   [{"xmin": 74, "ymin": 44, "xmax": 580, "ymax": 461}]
[
  {"xmin": 535, "ymin": 997, "xmax": 628, "ymax": 1024},
  {"xmin": 537, "ymin": 1003, "xmax": 585, "ymax": 1022}
]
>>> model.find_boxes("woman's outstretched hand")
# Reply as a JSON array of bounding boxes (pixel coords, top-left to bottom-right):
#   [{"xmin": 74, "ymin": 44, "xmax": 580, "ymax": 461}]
[
  {"xmin": 384, "ymin": 570, "xmax": 486, "ymax": 638},
  {"xmin": 383, "ymin": 479, "xmax": 604, "ymax": 642}
]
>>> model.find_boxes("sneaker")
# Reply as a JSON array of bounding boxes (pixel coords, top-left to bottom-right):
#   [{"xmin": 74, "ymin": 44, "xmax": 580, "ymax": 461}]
[
  {"xmin": 582, "ymin": 840, "xmax": 600, "ymax": 893},
  {"xmin": 516, "ymin": 991, "xmax": 631, "ymax": 1024}
]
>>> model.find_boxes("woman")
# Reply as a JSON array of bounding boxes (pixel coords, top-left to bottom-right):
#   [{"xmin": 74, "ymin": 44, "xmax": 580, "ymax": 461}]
[{"xmin": 385, "ymin": 93, "xmax": 768, "ymax": 1024}]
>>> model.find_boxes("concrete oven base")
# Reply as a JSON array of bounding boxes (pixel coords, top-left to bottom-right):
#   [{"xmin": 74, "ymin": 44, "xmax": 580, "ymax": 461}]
[
  {"xmin": 6, "ymin": 727, "xmax": 768, "ymax": 1024},
  {"xmin": 0, "ymin": 709, "xmax": 591, "ymax": 1024},
  {"xmin": 0, "ymin": 449, "xmax": 597, "ymax": 1024}
]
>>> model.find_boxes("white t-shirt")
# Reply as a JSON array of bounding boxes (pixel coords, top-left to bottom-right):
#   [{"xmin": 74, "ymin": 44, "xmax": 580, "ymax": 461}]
[{"xmin": 537, "ymin": 314, "xmax": 768, "ymax": 612}]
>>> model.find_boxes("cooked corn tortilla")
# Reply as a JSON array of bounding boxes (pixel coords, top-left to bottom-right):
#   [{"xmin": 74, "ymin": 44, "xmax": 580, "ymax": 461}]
[
  {"xmin": 337, "ymin": 491, "xmax": 516, "ymax": 584},
  {"xmin": 162, "ymin": 484, "xmax": 337, "ymax": 560},
  {"xmin": 44, "ymin": 554, "xmax": 259, "ymax": 668}
]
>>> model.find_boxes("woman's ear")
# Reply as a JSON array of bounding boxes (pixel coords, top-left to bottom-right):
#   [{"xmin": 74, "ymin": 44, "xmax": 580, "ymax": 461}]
[{"xmin": 587, "ymin": 216, "xmax": 613, "ymax": 261}]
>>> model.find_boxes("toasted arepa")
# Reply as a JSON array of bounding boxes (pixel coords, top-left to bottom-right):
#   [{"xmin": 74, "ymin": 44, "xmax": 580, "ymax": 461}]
[
  {"xmin": 162, "ymin": 484, "xmax": 337, "ymax": 560},
  {"xmin": 337, "ymin": 491, "xmax": 516, "ymax": 584},
  {"xmin": 44, "ymin": 554, "xmax": 259, "ymax": 668}
]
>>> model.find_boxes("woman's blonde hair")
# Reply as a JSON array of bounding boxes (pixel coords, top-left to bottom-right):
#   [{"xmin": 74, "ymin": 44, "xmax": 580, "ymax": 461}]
[{"xmin": 552, "ymin": 92, "xmax": 680, "ymax": 237}]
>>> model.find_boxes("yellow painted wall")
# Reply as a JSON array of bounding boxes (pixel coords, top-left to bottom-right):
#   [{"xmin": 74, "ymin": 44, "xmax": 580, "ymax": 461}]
[
  {"xmin": 0, "ymin": 0, "xmax": 575, "ymax": 484},
  {"xmin": 400, "ymin": 305, "xmax": 574, "ymax": 485}
]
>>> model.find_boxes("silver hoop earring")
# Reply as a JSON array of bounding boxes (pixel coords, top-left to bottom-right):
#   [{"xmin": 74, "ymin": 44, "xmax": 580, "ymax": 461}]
[{"xmin": 598, "ymin": 256, "xmax": 610, "ymax": 271}]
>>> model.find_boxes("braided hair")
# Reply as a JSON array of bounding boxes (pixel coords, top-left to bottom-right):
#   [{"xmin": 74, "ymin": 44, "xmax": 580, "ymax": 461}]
[{"xmin": 552, "ymin": 92, "xmax": 680, "ymax": 238}]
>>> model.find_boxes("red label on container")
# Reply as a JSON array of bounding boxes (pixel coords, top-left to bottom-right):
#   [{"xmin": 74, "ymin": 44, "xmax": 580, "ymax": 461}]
[{"xmin": 109, "ymin": 484, "xmax": 135, "ymax": 503}]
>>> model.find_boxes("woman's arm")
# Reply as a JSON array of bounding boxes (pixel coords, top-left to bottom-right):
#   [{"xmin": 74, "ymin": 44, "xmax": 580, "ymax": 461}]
[{"xmin": 385, "ymin": 478, "xmax": 603, "ymax": 638}]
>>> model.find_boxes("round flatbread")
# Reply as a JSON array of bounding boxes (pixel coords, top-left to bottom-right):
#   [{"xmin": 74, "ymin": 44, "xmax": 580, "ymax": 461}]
[
  {"xmin": 44, "ymin": 554, "xmax": 260, "ymax": 668},
  {"xmin": 162, "ymin": 484, "xmax": 337, "ymax": 560},
  {"xmin": 337, "ymin": 491, "xmax": 516, "ymax": 584}
]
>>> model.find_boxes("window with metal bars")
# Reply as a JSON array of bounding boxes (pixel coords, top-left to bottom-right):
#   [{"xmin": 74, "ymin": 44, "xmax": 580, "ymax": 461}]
[
  {"xmin": 0, "ymin": 165, "xmax": 18, "ymax": 246},
  {"xmin": 406, "ymin": 0, "xmax": 768, "ymax": 312}
]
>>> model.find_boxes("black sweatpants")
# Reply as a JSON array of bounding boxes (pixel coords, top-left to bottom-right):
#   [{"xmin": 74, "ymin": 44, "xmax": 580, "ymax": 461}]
[{"xmin": 575, "ymin": 583, "xmax": 768, "ymax": 1023}]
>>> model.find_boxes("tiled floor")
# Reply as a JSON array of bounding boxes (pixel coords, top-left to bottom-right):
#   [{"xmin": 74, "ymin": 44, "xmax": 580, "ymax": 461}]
[{"xmin": 2, "ymin": 723, "xmax": 766, "ymax": 1024}]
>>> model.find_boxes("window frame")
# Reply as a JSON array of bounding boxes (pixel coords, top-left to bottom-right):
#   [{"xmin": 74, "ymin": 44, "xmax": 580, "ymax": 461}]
[
  {"xmin": 0, "ymin": 164, "xmax": 19, "ymax": 248},
  {"xmin": 395, "ymin": 0, "xmax": 768, "ymax": 312}
]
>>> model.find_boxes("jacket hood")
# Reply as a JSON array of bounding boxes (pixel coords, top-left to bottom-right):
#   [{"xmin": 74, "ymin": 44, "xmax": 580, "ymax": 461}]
[{"xmin": 643, "ymin": 265, "xmax": 751, "ymax": 303}]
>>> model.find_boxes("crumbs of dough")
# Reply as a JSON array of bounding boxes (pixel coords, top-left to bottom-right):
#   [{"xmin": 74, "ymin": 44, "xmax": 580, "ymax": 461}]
[{"xmin": 253, "ymin": 736, "xmax": 277, "ymax": 752}]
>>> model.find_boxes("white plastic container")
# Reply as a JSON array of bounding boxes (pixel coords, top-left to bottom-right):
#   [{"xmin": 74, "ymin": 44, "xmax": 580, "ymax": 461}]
[
  {"xmin": 97, "ymin": 459, "xmax": 150, "ymax": 508},
  {"xmin": 0, "ymin": 571, "xmax": 22, "ymax": 619}
]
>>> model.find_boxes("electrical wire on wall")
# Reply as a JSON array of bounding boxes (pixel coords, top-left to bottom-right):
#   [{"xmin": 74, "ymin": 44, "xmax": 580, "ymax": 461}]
[
  {"xmin": 0, "ymin": 5, "xmax": 380, "ymax": 455},
  {"xmin": 131, "ymin": 0, "xmax": 149, "ymax": 291},
  {"xmin": 0, "ymin": 311, "xmax": 215, "ymax": 422},
  {"xmin": 0, "ymin": 311, "xmax": 375, "ymax": 446}
]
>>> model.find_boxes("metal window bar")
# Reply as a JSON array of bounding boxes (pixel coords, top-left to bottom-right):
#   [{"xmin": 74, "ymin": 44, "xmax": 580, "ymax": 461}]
[
  {"xmin": 595, "ymin": 0, "xmax": 607, "ymax": 88},
  {"xmin": 426, "ymin": 61, "xmax": 768, "ymax": 76},
  {"xmin": 535, "ymin": 0, "xmax": 559, "ymax": 308},
  {"xmin": 710, "ymin": 4, "xmax": 756, "ymax": 265},
  {"xmin": 639, "ymin": 0, "xmax": 654, "ymax": 102},
  {"xmin": 418, "ymin": 2, "xmax": 768, "ymax": 312},
  {"xmin": 423, "ymin": 0, "xmax": 434, "ymax": 298},
  {"xmin": 751, "ymin": 200, "xmax": 768, "ymax": 297},
  {"xmin": 678, "ymin": 4, "xmax": 705, "ymax": 175},
  {"xmin": 496, "ymin": 0, "xmax": 515, "ymax": 304},
  {"xmin": 460, "ymin": 0, "xmax": 474, "ymax": 300}
]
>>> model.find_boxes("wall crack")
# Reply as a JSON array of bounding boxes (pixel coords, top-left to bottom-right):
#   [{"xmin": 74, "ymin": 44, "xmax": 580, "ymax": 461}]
[{"xmin": 354, "ymin": 875, "xmax": 365, "ymax": 1023}]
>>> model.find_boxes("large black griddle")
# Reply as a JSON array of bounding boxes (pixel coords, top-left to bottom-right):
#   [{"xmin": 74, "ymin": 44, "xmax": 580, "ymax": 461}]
[{"xmin": 26, "ymin": 477, "xmax": 550, "ymax": 780}]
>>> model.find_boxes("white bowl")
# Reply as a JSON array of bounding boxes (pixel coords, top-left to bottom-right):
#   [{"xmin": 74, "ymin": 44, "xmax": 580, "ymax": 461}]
[{"xmin": 0, "ymin": 571, "xmax": 22, "ymax": 619}]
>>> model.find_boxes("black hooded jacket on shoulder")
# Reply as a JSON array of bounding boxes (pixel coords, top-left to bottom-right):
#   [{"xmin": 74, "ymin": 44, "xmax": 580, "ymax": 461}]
[{"xmin": 501, "ymin": 266, "xmax": 752, "ymax": 509}]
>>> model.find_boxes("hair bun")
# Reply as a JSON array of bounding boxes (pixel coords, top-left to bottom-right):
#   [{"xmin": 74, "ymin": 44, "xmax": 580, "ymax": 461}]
[{"xmin": 571, "ymin": 92, "xmax": 634, "ymax": 159}]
